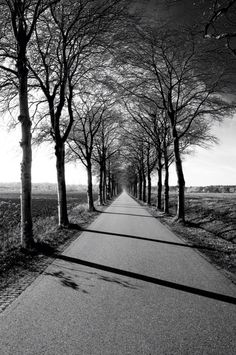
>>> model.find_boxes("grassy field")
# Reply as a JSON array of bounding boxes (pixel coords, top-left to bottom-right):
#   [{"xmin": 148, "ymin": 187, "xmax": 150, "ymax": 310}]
[
  {"xmin": 150, "ymin": 192, "xmax": 236, "ymax": 281},
  {"xmin": 1, "ymin": 189, "xmax": 235, "ymax": 293},
  {"xmin": 164, "ymin": 192, "xmax": 236, "ymax": 243},
  {"xmin": 0, "ymin": 187, "xmax": 101, "ymax": 299},
  {"xmin": 0, "ymin": 190, "xmax": 97, "ymax": 252}
]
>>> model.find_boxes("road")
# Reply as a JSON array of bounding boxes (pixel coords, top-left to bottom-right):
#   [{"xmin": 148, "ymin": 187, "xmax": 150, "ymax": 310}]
[{"xmin": 0, "ymin": 191, "xmax": 236, "ymax": 354}]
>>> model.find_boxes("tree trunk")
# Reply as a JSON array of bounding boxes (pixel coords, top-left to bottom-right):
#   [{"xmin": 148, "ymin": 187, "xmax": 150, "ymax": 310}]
[
  {"xmin": 147, "ymin": 147, "xmax": 151, "ymax": 205},
  {"xmin": 18, "ymin": 51, "xmax": 34, "ymax": 249},
  {"xmin": 102, "ymin": 160, "xmax": 107, "ymax": 204},
  {"xmin": 116, "ymin": 183, "xmax": 120, "ymax": 195},
  {"xmin": 138, "ymin": 169, "xmax": 143, "ymax": 200},
  {"xmin": 87, "ymin": 162, "xmax": 95, "ymax": 212},
  {"xmin": 111, "ymin": 174, "xmax": 115, "ymax": 197},
  {"xmin": 147, "ymin": 171, "xmax": 151, "ymax": 205},
  {"xmin": 55, "ymin": 142, "xmax": 69, "ymax": 227},
  {"xmin": 164, "ymin": 156, "xmax": 169, "ymax": 214},
  {"xmin": 157, "ymin": 158, "xmax": 162, "ymax": 210},
  {"xmin": 173, "ymin": 133, "xmax": 185, "ymax": 222},
  {"xmin": 142, "ymin": 170, "xmax": 146, "ymax": 203},
  {"xmin": 107, "ymin": 161, "xmax": 111, "ymax": 199},
  {"xmin": 107, "ymin": 170, "xmax": 111, "ymax": 200},
  {"xmin": 98, "ymin": 164, "xmax": 103, "ymax": 205},
  {"xmin": 134, "ymin": 175, "xmax": 138, "ymax": 198}
]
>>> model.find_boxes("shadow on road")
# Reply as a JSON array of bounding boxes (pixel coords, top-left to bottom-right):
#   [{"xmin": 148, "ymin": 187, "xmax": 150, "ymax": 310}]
[
  {"xmin": 44, "ymin": 270, "xmax": 84, "ymax": 291},
  {"xmin": 97, "ymin": 274, "xmax": 138, "ymax": 289},
  {"xmin": 44, "ymin": 265, "xmax": 138, "ymax": 293},
  {"xmin": 107, "ymin": 205, "xmax": 146, "ymax": 210},
  {"xmin": 81, "ymin": 228, "xmax": 223, "ymax": 253},
  {"xmin": 101, "ymin": 211, "xmax": 153, "ymax": 218},
  {"xmin": 51, "ymin": 254, "xmax": 236, "ymax": 305}
]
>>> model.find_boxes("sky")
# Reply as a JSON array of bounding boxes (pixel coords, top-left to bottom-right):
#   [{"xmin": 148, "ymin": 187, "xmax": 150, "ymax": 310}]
[
  {"xmin": 0, "ymin": 121, "xmax": 88, "ymax": 186},
  {"xmin": 181, "ymin": 116, "xmax": 236, "ymax": 187},
  {"xmin": 0, "ymin": 0, "xmax": 235, "ymax": 188},
  {"xmin": 0, "ymin": 114, "xmax": 235, "ymax": 187}
]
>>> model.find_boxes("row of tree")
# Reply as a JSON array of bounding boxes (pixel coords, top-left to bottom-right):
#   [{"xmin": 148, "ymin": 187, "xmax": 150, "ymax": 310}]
[
  {"xmin": 0, "ymin": 0, "xmax": 235, "ymax": 249},
  {"xmin": 0, "ymin": 0, "xmax": 127, "ymax": 249},
  {"xmin": 117, "ymin": 24, "xmax": 234, "ymax": 220},
  {"xmin": 116, "ymin": 0, "xmax": 236, "ymax": 219},
  {"xmin": 66, "ymin": 89, "xmax": 122, "ymax": 210}
]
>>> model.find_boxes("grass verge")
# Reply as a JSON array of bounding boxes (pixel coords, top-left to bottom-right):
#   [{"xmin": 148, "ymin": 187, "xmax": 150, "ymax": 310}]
[
  {"xmin": 143, "ymin": 193, "xmax": 236, "ymax": 285},
  {"xmin": 0, "ymin": 199, "xmax": 110, "ymax": 297}
]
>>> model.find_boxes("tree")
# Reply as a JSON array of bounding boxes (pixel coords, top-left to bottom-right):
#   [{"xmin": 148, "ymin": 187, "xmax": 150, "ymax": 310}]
[
  {"xmin": 93, "ymin": 108, "xmax": 121, "ymax": 205},
  {"xmin": 124, "ymin": 163, "xmax": 138, "ymax": 197},
  {"xmin": 118, "ymin": 25, "xmax": 233, "ymax": 222},
  {"xmin": 67, "ymin": 91, "xmax": 110, "ymax": 211},
  {"xmin": 30, "ymin": 0, "xmax": 123, "ymax": 226},
  {"xmin": 0, "ymin": 0, "xmax": 58, "ymax": 248},
  {"xmin": 106, "ymin": 151, "xmax": 123, "ymax": 198},
  {"xmin": 204, "ymin": 0, "xmax": 236, "ymax": 56},
  {"xmin": 120, "ymin": 122, "xmax": 150, "ymax": 203},
  {"xmin": 124, "ymin": 99, "xmax": 173, "ymax": 210}
]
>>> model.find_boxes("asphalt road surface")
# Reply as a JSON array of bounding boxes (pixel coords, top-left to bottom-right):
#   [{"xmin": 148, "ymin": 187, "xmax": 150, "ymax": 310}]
[{"xmin": 0, "ymin": 191, "xmax": 236, "ymax": 354}]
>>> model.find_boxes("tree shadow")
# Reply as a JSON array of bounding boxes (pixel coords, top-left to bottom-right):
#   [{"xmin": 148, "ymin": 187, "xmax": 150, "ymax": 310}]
[
  {"xmin": 109, "ymin": 205, "xmax": 146, "ymax": 209},
  {"xmin": 100, "ymin": 211, "xmax": 154, "ymax": 218},
  {"xmin": 68, "ymin": 223, "xmax": 82, "ymax": 230},
  {"xmin": 44, "ymin": 270, "xmax": 89, "ymax": 293},
  {"xmin": 32, "ymin": 241, "xmax": 57, "ymax": 256},
  {"xmin": 45, "ymin": 264, "xmax": 138, "ymax": 292},
  {"xmin": 185, "ymin": 221, "xmax": 236, "ymax": 243},
  {"xmin": 81, "ymin": 228, "xmax": 224, "ymax": 253},
  {"xmin": 52, "ymin": 254, "xmax": 236, "ymax": 305},
  {"xmin": 97, "ymin": 274, "xmax": 138, "ymax": 289}
]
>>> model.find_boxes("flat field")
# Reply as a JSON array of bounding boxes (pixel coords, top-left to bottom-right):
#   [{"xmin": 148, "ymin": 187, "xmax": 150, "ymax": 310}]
[
  {"xmin": 1, "ymin": 190, "xmax": 235, "ymax": 293},
  {"xmin": 0, "ymin": 190, "xmax": 97, "ymax": 252},
  {"xmin": 169, "ymin": 192, "xmax": 236, "ymax": 243},
  {"xmin": 0, "ymin": 188, "xmax": 100, "ymax": 300},
  {"xmin": 150, "ymin": 192, "xmax": 236, "ymax": 281}
]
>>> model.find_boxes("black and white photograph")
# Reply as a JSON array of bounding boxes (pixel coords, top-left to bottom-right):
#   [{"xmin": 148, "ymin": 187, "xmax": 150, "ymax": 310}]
[{"xmin": 0, "ymin": 0, "xmax": 235, "ymax": 354}]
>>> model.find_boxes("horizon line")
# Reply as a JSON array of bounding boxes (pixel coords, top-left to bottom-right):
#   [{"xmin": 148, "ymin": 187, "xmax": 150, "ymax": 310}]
[{"xmin": 0, "ymin": 182, "xmax": 235, "ymax": 188}]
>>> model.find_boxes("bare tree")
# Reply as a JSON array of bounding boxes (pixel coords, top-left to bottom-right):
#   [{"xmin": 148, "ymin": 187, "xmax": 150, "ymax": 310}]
[
  {"xmin": 67, "ymin": 91, "xmax": 110, "ymax": 211},
  {"xmin": 124, "ymin": 99, "xmax": 174, "ymax": 210},
  {"xmin": 204, "ymin": 0, "xmax": 236, "ymax": 56},
  {"xmin": 106, "ymin": 151, "xmax": 123, "ymax": 198},
  {"xmin": 120, "ymin": 122, "xmax": 150, "ymax": 203},
  {"xmin": 0, "ymin": 0, "xmax": 58, "ymax": 248},
  {"xmin": 93, "ymin": 109, "xmax": 121, "ymax": 205},
  {"xmin": 119, "ymin": 26, "xmax": 233, "ymax": 222},
  {"xmin": 29, "ymin": 0, "xmax": 123, "ymax": 226},
  {"xmin": 124, "ymin": 163, "xmax": 138, "ymax": 197}
]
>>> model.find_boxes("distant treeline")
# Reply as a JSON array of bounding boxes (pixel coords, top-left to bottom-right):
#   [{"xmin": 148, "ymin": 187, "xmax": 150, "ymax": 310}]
[
  {"xmin": 151, "ymin": 185, "xmax": 236, "ymax": 194},
  {"xmin": 186, "ymin": 186, "xmax": 236, "ymax": 193},
  {"xmin": 0, "ymin": 183, "xmax": 88, "ymax": 193},
  {"xmin": 1, "ymin": 183, "xmax": 235, "ymax": 195}
]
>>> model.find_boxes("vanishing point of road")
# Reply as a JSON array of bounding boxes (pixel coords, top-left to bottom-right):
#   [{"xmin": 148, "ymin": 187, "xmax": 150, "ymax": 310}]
[{"xmin": 0, "ymin": 191, "xmax": 236, "ymax": 354}]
